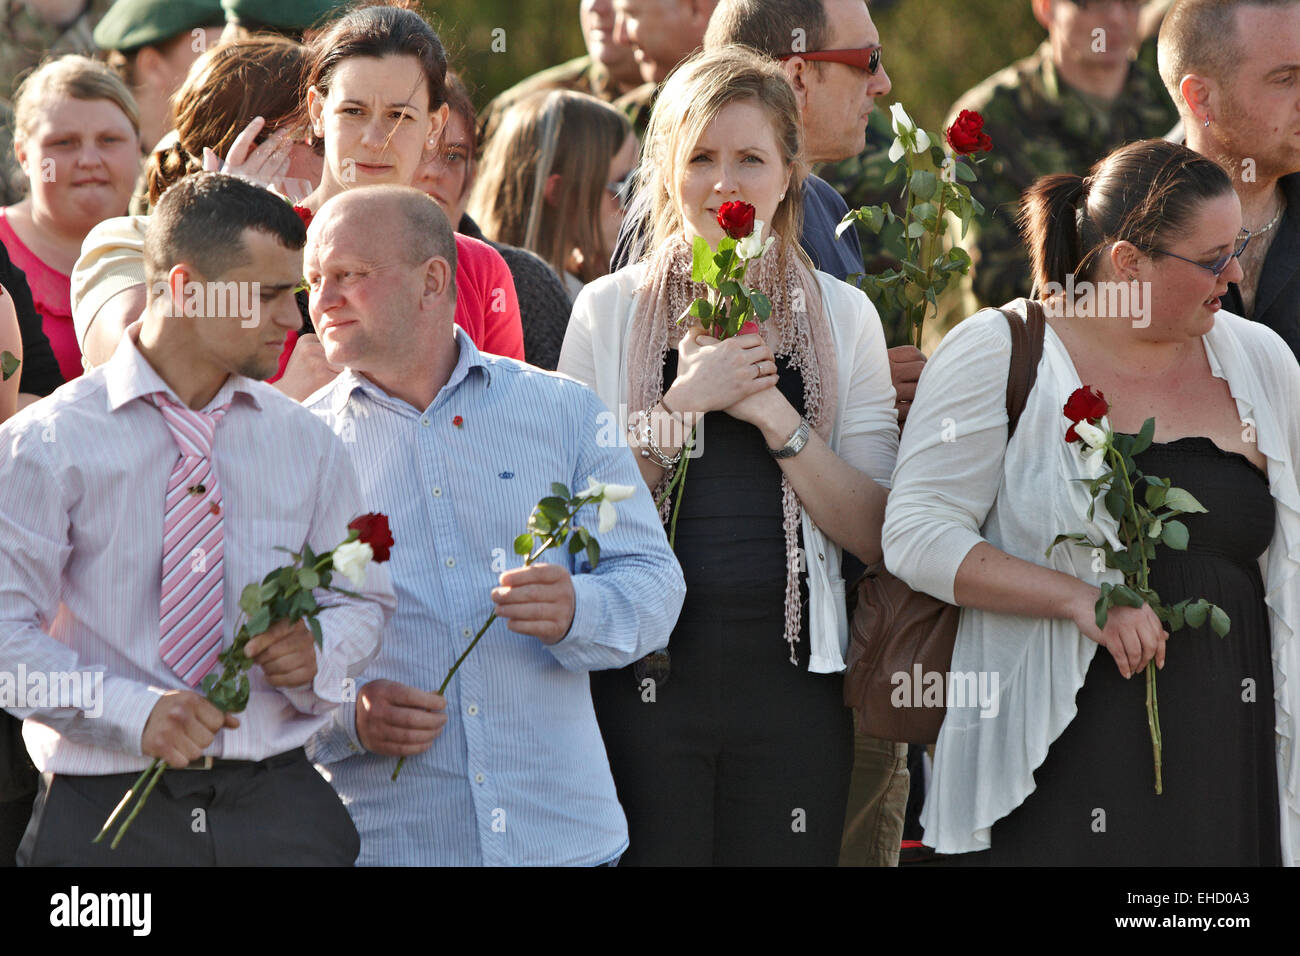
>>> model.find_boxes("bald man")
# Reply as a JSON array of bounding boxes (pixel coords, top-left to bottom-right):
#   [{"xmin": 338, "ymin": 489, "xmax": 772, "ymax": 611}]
[{"xmin": 302, "ymin": 186, "xmax": 684, "ymax": 866}]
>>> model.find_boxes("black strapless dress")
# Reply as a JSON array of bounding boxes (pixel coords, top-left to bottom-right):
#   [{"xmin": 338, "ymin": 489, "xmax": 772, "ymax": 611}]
[{"xmin": 985, "ymin": 437, "xmax": 1282, "ymax": 865}]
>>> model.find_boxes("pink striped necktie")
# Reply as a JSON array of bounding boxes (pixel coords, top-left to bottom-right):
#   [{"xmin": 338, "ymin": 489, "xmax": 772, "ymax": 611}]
[{"xmin": 150, "ymin": 391, "xmax": 232, "ymax": 687}]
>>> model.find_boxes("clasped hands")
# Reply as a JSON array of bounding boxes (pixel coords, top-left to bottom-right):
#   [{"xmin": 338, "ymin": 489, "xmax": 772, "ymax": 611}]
[{"xmin": 668, "ymin": 325, "xmax": 785, "ymax": 427}]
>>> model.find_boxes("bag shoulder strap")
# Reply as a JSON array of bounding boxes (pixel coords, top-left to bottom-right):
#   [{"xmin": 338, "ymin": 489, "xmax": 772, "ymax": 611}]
[{"xmin": 997, "ymin": 297, "xmax": 1045, "ymax": 440}]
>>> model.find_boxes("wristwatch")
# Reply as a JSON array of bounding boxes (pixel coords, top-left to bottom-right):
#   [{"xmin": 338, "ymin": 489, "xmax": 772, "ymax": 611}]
[{"xmin": 768, "ymin": 418, "xmax": 811, "ymax": 459}]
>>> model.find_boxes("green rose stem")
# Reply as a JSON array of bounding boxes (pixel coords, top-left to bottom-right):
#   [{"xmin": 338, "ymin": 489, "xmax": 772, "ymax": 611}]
[
  {"xmin": 1105, "ymin": 440, "xmax": 1164, "ymax": 795},
  {"xmin": 391, "ymin": 493, "xmax": 604, "ymax": 782},
  {"xmin": 653, "ymin": 427, "xmax": 697, "ymax": 549}
]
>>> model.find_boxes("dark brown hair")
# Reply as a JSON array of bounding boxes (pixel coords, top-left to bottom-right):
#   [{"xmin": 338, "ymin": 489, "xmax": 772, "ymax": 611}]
[
  {"xmin": 146, "ymin": 36, "xmax": 310, "ymax": 204},
  {"xmin": 1019, "ymin": 139, "xmax": 1234, "ymax": 295},
  {"xmin": 305, "ymin": 5, "xmax": 447, "ymax": 116}
]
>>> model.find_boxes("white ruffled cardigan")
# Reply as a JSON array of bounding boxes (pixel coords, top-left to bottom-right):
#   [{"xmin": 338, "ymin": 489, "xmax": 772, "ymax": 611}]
[
  {"xmin": 558, "ymin": 262, "xmax": 899, "ymax": 673},
  {"xmin": 883, "ymin": 305, "xmax": 1300, "ymax": 863}
]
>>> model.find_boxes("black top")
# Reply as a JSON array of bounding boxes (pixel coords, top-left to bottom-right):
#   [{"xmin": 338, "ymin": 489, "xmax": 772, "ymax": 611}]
[
  {"xmin": 986, "ymin": 437, "xmax": 1281, "ymax": 865},
  {"xmin": 459, "ymin": 214, "xmax": 571, "ymax": 371},
  {"xmin": 0, "ymin": 242, "xmax": 63, "ymax": 397},
  {"xmin": 666, "ymin": 348, "xmax": 808, "ymax": 623},
  {"xmin": 1224, "ymin": 171, "xmax": 1300, "ymax": 361}
]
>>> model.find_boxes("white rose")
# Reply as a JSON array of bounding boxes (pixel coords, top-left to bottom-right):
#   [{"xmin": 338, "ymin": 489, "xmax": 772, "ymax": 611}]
[
  {"xmin": 332, "ymin": 539, "xmax": 374, "ymax": 587},
  {"xmin": 736, "ymin": 221, "xmax": 776, "ymax": 261},
  {"xmin": 1073, "ymin": 420, "xmax": 1108, "ymax": 452},
  {"xmin": 887, "ymin": 103, "xmax": 930, "ymax": 163},
  {"xmin": 580, "ymin": 476, "xmax": 636, "ymax": 534}
]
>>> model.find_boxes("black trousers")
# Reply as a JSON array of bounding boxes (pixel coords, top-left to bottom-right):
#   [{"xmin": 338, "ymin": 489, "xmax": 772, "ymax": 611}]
[
  {"xmin": 17, "ymin": 748, "xmax": 359, "ymax": 866},
  {"xmin": 592, "ymin": 612, "xmax": 853, "ymax": 866}
]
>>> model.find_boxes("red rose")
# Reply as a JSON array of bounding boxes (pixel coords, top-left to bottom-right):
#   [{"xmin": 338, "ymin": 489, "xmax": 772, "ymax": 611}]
[
  {"xmin": 717, "ymin": 200, "xmax": 756, "ymax": 239},
  {"xmin": 738, "ymin": 320, "xmax": 760, "ymax": 337},
  {"xmin": 293, "ymin": 204, "xmax": 314, "ymax": 228},
  {"xmin": 348, "ymin": 513, "xmax": 393, "ymax": 563},
  {"xmin": 1063, "ymin": 385, "xmax": 1108, "ymax": 425},
  {"xmin": 945, "ymin": 110, "xmax": 993, "ymax": 155},
  {"xmin": 452, "ymin": 415, "xmax": 463, "ymax": 427}
]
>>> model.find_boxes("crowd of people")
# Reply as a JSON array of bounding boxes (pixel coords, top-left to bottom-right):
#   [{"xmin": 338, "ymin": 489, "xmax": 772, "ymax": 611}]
[{"xmin": 0, "ymin": 0, "xmax": 1297, "ymax": 867}]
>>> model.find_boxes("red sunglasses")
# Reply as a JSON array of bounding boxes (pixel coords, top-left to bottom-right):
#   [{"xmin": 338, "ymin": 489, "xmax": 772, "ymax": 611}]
[{"xmin": 778, "ymin": 45, "xmax": 882, "ymax": 75}]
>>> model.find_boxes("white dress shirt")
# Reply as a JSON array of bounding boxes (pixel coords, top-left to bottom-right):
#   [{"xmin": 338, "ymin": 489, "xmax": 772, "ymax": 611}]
[
  {"xmin": 0, "ymin": 332, "xmax": 395, "ymax": 775},
  {"xmin": 883, "ymin": 305, "xmax": 1300, "ymax": 863}
]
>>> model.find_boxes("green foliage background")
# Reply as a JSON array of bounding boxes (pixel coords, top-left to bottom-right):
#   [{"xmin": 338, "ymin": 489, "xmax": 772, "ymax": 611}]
[{"xmin": 423, "ymin": 0, "xmax": 1046, "ymax": 124}]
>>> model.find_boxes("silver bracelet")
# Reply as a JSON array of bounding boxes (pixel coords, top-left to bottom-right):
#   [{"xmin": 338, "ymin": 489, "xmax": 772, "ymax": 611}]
[
  {"xmin": 768, "ymin": 418, "xmax": 811, "ymax": 459},
  {"xmin": 629, "ymin": 408, "xmax": 682, "ymax": 469}
]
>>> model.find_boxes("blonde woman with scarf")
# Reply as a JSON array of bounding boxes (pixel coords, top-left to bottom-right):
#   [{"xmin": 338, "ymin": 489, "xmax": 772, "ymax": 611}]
[{"xmin": 557, "ymin": 46, "xmax": 898, "ymax": 866}]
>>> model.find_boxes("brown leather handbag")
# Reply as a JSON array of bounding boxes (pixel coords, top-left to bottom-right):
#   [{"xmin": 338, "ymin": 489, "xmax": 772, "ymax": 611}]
[{"xmin": 843, "ymin": 300, "xmax": 1045, "ymax": 743}]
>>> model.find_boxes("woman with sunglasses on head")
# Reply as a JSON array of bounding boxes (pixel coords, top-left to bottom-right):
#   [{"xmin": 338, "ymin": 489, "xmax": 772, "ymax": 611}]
[
  {"xmin": 415, "ymin": 73, "xmax": 573, "ymax": 371},
  {"xmin": 469, "ymin": 89, "xmax": 636, "ymax": 302},
  {"xmin": 558, "ymin": 47, "xmax": 897, "ymax": 866},
  {"xmin": 885, "ymin": 139, "xmax": 1300, "ymax": 865}
]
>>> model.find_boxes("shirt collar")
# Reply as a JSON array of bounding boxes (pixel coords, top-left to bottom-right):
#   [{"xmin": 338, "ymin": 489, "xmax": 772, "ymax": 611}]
[
  {"xmin": 103, "ymin": 329, "xmax": 264, "ymax": 415},
  {"xmin": 327, "ymin": 325, "xmax": 492, "ymax": 418}
]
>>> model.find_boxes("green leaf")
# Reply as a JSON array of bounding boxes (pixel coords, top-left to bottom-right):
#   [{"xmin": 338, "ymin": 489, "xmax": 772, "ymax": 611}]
[
  {"xmin": 568, "ymin": 533, "xmax": 585, "ymax": 555},
  {"xmin": 1095, "ymin": 583, "xmax": 1113, "ymax": 630},
  {"xmin": 301, "ymin": 543, "xmax": 316, "ymax": 569},
  {"xmin": 297, "ymin": 568, "xmax": 319, "ymax": 590},
  {"xmin": 513, "ymin": 533, "xmax": 534, "ymax": 556},
  {"xmin": 239, "ymin": 583, "xmax": 263, "ymax": 616},
  {"xmin": 717, "ymin": 279, "xmax": 741, "ymax": 300},
  {"xmin": 908, "ymin": 169, "xmax": 938, "ymax": 201},
  {"xmin": 1130, "ymin": 417, "xmax": 1155, "ymax": 455},
  {"xmin": 246, "ymin": 606, "xmax": 271, "ymax": 637},
  {"xmin": 0, "ymin": 351, "xmax": 18, "ymax": 381},
  {"xmin": 688, "ymin": 297, "xmax": 713, "ymax": 320},
  {"xmin": 585, "ymin": 535, "xmax": 600, "ymax": 569},
  {"xmin": 1209, "ymin": 605, "xmax": 1230, "ymax": 637},
  {"xmin": 551, "ymin": 482, "xmax": 571, "ymax": 501},
  {"xmin": 1163, "ymin": 487, "xmax": 1208, "ymax": 515},
  {"xmin": 904, "ymin": 221, "xmax": 927, "ymax": 239},
  {"xmin": 750, "ymin": 292, "xmax": 772, "ymax": 321},
  {"xmin": 307, "ymin": 615, "xmax": 324, "ymax": 648},
  {"xmin": 1184, "ymin": 600, "xmax": 1209, "ymax": 628},
  {"xmin": 1110, "ymin": 584, "xmax": 1144, "ymax": 608},
  {"xmin": 691, "ymin": 236, "xmax": 713, "ymax": 283},
  {"xmin": 1160, "ymin": 519, "xmax": 1189, "ymax": 550},
  {"xmin": 955, "ymin": 161, "xmax": 977, "ymax": 183},
  {"xmin": 1104, "ymin": 482, "xmax": 1126, "ymax": 521},
  {"xmin": 1144, "ymin": 482, "xmax": 1167, "ymax": 509}
]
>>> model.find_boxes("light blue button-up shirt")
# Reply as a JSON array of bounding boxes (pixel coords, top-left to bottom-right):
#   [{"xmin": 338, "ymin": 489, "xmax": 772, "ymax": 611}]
[{"xmin": 305, "ymin": 329, "xmax": 684, "ymax": 865}]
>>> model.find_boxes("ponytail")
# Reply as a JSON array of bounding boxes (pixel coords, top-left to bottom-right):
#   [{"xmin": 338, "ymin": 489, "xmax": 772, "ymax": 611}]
[
  {"xmin": 146, "ymin": 141, "xmax": 201, "ymax": 207},
  {"xmin": 1018, "ymin": 172, "xmax": 1087, "ymax": 298}
]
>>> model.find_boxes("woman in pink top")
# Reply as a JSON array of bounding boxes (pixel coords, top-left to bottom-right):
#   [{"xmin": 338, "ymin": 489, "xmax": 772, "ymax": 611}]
[
  {"xmin": 270, "ymin": 6, "xmax": 522, "ymax": 396},
  {"xmin": 1, "ymin": 56, "xmax": 140, "ymax": 382}
]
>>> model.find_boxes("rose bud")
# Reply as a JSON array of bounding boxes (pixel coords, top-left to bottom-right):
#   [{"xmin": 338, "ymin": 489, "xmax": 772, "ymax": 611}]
[{"xmin": 717, "ymin": 200, "xmax": 756, "ymax": 239}]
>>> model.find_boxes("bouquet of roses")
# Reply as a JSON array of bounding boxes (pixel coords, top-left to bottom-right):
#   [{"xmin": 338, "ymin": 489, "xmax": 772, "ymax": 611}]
[
  {"xmin": 95, "ymin": 513, "xmax": 395, "ymax": 848},
  {"xmin": 655, "ymin": 201, "xmax": 778, "ymax": 546},
  {"xmin": 1047, "ymin": 387, "xmax": 1229, "ymax": 794},
  {"xmin": 838, "ymin": 105, "xmax": 992, "ymax": 348},
  {"xmin": 391, "ymin": 478, "xmax": 632, "ymax": 780}
]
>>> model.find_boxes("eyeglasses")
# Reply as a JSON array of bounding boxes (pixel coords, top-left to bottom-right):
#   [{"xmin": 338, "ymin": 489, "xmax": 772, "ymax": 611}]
[
  {"xmin": 778, "ymin": 45, "xmax": 882, "ymax": 75},
  {"xmin": 1070, "ymin": 0, "xmax": 1142, "ymax": 9},
  {"xmin": 1151, "ymin": 229, "xmax": 1251, "ymax": 277}
]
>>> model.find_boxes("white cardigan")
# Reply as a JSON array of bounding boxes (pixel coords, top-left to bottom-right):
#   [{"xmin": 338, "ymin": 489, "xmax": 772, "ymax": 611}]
[
  {"xmin": 883, "ymin": 305, "xmax": 1300, "ymax": 863},
  {"xmin": 558, "ymin": 262, "xmax": 899, "ymax": 672}
]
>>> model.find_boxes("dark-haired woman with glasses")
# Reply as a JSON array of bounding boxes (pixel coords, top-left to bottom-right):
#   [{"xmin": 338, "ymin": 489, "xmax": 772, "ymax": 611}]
[{"xmin": 884, "ymin": 139, "xmax": 1300, "ymax": 865}]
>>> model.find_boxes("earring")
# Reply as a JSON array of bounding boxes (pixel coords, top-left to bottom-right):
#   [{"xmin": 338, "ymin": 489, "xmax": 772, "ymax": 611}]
[
  {"xmin": 779, "ymin": 192, "xmax": 786, "ymax": 201},
  {"xmin": 1203, "ymin": 114, "xmax": 1211, "ymax": 128}
]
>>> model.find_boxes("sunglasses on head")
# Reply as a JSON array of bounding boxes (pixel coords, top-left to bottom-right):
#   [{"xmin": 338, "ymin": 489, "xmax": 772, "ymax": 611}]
[{"xmin": 778, "ymin": 45, "xmax": 882, "ymax": 75}]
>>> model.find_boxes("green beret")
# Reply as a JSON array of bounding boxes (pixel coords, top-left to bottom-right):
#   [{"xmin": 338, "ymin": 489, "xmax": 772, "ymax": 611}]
[
  {"xmin": 93, "ymin": 0, "xmax": 226, "ymax": 52},
  {"xmin": 219, "ymin": 0, "xmax": 352, "ymax": 32}
]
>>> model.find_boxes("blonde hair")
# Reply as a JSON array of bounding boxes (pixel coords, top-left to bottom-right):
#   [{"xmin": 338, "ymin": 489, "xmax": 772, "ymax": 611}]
[
  {"xmin": 639, "ymin": 45, "xmax": 805, "ymax": 260},
  {"xmin": 469, "ymin": 89, "xmax": 631, "ymax": 283},
  {"xmin": 13, "ymin": 55, "xmax": 140, "ymax": 148}
]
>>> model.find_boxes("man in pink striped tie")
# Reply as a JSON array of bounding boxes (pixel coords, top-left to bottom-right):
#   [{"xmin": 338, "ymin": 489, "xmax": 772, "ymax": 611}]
[{"xmin": 0, "ymin": 174, "xmax": 394, "ymax": 866}]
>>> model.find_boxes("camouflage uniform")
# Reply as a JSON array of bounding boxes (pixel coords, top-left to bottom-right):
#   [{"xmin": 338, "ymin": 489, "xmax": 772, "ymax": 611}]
[
  {"xmin": 948, "ymin": 41, "xmax": 1180, "ymax": 311},
  {"xmin": 0, "ymin": 0, "xmax": 115, "ymax": 205},
  {"xmin": 480, "ymin": 54, "xmax": 653, "ymax": 146}
]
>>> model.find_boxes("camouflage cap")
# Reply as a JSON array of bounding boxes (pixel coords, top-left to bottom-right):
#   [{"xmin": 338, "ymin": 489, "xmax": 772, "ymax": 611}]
[
  {"xmin": 219, "ymin": 0, "xmax": 352, "ymax": 32},
  {"xmin": 92, "ymin": 0, "xmax": 225, "ymax": 52}
]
